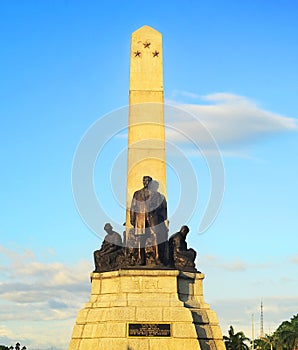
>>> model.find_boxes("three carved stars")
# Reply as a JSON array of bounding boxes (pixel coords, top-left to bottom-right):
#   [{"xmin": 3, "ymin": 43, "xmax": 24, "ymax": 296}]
[{"xmin": 134, "ymin": 42, "xmax": 159, "ymax": 58}]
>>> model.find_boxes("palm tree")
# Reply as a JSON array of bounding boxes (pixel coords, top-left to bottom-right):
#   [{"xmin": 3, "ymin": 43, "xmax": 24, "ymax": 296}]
[
  {"xmin": 275, "ymin": 314, "xmax": 298, "ymax": 350},
  {"xmin": 224, "ymin": 325, "xmax": 251, "ymax": 350},
  {"xmin": 8, "ymin": 344, "xmax": 26, "ymax": 350},
  {"xmin": 255, "ymin": 334, "xmax": 275, "ymax": 350}
]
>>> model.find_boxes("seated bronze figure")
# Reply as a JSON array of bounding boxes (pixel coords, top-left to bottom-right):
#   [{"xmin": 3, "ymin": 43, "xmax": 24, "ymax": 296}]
[
  {"xmin": 169, "ymin": 225, "xmax": 197, "ymax": 271},
  {"xmin": 93, "ymin": 223, "xmax": 123, "ymax": 272}
]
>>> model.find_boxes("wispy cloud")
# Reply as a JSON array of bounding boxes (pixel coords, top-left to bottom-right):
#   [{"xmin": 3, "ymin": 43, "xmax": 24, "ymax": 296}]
[
  {"xmin": 165, "ymin": 92, "xmax": 297, "ymax": 151},
  {"xmin": 202, "ymin": 254, "xmax": 248, "ymax": 271},
  {"xmin": 201, "ymin": 254, "xmax": 277, "ymax": 271},
  {"xmin": 290, "ymin": 252, "xmax": 298, "ymax": 264},
  {"xmin": 0, "ymin": 245, "xmax": 92, "ymax": 349}
]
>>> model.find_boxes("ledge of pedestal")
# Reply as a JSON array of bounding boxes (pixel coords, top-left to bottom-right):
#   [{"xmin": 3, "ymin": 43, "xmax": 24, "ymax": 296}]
[
  {"xmin": 68, "ymin": 268, "xmax": 224, "ymax": 350},
  {"xmin": 90, "ymin": 268, "xmax": 205, "ymax": 280}
]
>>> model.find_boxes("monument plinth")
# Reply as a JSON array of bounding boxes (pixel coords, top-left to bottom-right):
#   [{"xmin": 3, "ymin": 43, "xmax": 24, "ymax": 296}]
[
  {"xmin": 68, "ymin": 25, "xmax": 225, "ymax": 350},
  {"xmin": 68, "ymin": 270, "xmax": 224, "ymax": 350}
]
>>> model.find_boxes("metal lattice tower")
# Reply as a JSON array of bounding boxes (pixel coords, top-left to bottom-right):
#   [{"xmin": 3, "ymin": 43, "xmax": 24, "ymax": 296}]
[{"xmin": 260, "ymin": 300, "xmax": 264, "ymax": 338}]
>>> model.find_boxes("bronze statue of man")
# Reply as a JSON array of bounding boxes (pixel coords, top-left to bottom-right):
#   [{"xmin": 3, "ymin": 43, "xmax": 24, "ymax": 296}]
[
  {"xmin": 130, "ymin": 176, "xmax": 168, "ymax": 265},
  {"xmin": 169, "ymin": 225, "xmax": 197, "ymax": 271},
  {"xmin": 93, "ymin": 223, "xmax": 123, "ymax": 271}
]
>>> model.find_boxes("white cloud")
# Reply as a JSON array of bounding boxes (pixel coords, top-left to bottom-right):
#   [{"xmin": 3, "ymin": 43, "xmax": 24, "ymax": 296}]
[
  {"xmin": 0, "ymin": 325, "xmax": 14, "ymax": 339},
  {"xmin": 290, "ymin": 252, "xmax": 298, "ymax": 264},
  {"xmin": 201, "ymin": 255, "xmax": 249, "ymax": 272},
  {"xmin": 165, "ymin": 92, "xmax": 297, "ymax": 150},
  {"xmin": 0, "ymin": 245, "xmax": 92, "ymax": 349},
  {"xmin": 201, "ymin": 254, "xmax": 276, "ymax": 271}
]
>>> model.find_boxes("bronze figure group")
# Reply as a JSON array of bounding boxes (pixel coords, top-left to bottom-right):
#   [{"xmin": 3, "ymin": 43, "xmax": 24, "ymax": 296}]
[{"xmin": 94, "ymin": 176, "xmax": 197, "ymax": 273}]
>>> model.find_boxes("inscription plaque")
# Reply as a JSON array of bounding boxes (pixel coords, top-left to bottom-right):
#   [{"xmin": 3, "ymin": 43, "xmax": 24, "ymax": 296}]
[{"xmin": 128, "ymin": 323, "xmax": 171, "ymax": 337}]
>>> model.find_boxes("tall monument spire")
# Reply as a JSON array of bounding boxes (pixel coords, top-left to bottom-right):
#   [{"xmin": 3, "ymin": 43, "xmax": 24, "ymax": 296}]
[
  {"xmin": 126, "ymin": 25, "xmax": 167, "ymax": 228},
  {"xmin": 68, "ymin": 26, "xmax": 226, "ymax": 350}
]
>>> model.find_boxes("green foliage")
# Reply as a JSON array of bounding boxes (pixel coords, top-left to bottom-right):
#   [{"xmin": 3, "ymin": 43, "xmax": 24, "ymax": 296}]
[
  {"xmin": 225, "ymin": 313, "xmax": 298, "ymax": 350},
  {"xmin": 0, "ymin": 343, "xmax": 27, "ymax": 350},
  {"xmin": 224, "ymin": 325, "xmax": 250, "ymax": 350},
  {"xmin": 274, "ymin": 314, "xmax": 298, "ymax": 350},
  {"xmin": 254, "ymin": 334, "xmax": 274, "ymax": 350}
]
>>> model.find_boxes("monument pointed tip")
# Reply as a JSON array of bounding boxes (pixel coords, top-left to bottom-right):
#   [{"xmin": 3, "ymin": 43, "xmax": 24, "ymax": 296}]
[{"xmin": 132, "ymin": 25, "xmax": 161, "ymax": 35}]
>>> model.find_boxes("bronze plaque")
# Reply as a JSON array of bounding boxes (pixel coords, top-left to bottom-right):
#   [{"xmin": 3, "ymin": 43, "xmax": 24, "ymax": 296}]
[{"xmin": 128, "ymin": 323, "xmax": 171, "ymax": 337}]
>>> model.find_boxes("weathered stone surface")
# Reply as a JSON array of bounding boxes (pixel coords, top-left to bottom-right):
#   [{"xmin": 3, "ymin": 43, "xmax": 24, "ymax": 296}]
[
  {"xmin": 78, "ymin": 338, "xmax": 99, "ymax": 350},
  {"xmin": 68, "ymin": 269, "xmax": 224, "ymax": 350},
  {"xmin": 75, "ymin": 309, "xmax": 89, "ymax": 324},
  {"xmin": 149, "ymin": 338, "xmax": 201, "ymax": 350},
  {"xmin": 128, "ymin": 338, "xmax": 150, "ymax": 350},
  {"xmin": 104, "ymin": 322, "xmax": 127, "ymax": 338},
  {"xmin": 68, "ymin": 339, "xmax": 80, "ymax": 350},
  {"xmin": 71, "ymin": 324, "xmax": 84, "ymax": 339},
  {"xmin": 194, "ymin": 324, "xmax": 224, "ymax": 339},
  {"xmin": 162, "ymin": 306, "xmax": 194, "ymax": 322},
  {"xmin": 81, "ymin": 324, "xmax": 98, "ymax": 338},
  {"xmin": 199, "ymin": 339, "xmax": 227, "ymax": 350},
  {"xmin": 85, "ymin": 308, "xmax": 107, "ymax": 323},
  {"xmin": 171, "ymin": 322, "xmax": 198, "ymax": 338},
  {"xmin": 97, "ymin": 338, "xmax": 127, "ymax": 349},
  {"xmin": 135, "ymin": 307, "xmax": 163, "ymax": 321}
]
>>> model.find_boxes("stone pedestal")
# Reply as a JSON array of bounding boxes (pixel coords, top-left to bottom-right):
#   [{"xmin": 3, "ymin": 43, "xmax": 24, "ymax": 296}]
[{"xmin": 68, "ymin": 269, "xmax": 225, "ymax": 350}]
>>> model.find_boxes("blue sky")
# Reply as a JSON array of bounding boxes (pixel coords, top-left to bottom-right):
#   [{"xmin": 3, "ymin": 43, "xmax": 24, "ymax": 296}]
[{"xmin": 0, "ymin": 1, "xmax": 297, "ymax": 349}]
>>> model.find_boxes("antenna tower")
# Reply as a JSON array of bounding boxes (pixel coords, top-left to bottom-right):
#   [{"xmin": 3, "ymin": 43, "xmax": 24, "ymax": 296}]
[
  {"xmin": 260, "ymin": 300, "xmax": 264, "ymax": 338},
  {"xmin": 251, "ymin": 313, "xmax": 255, "ymax": 350}
]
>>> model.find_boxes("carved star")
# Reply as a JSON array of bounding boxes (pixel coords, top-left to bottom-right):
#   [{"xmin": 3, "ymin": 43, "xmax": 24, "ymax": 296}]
[
  {"xmin": 152, "ymin": 50, "xmax": 159, "ymax": 57},
  {"xmin": 134, "ymin": 51, "xmax": 141, "ymax": 57},
  {"xmin": 143, "ymin": 41, "xmax": 151, "ymax": 48}
]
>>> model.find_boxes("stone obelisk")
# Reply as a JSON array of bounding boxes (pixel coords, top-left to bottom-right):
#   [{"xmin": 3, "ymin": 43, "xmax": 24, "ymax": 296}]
[
  {"xmin": 126, "ymin": 25, "xmax": 166, "ymax": 228},
  {"xmin": 68, "ymin": 25, "xmax": 226, "ymax": 350}
]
